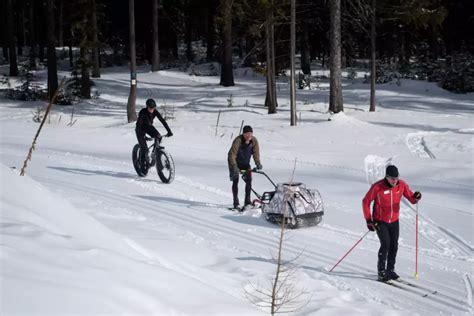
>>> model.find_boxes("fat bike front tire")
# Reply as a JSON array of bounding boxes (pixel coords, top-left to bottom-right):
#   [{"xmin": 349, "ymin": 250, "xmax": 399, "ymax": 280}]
[{"xmin": 156, "ymin": 150, "xmax": 175, "ymax": 184}]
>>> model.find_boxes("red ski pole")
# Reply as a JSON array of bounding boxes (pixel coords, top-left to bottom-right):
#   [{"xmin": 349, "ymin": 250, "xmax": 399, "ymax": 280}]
[
  {"xmin": 329, "ymin": 230, "xmax": 370, "ymax": 272},
  {"xmin": 415, "ymin": 203, "xmax": 419, "ymax": 278}
]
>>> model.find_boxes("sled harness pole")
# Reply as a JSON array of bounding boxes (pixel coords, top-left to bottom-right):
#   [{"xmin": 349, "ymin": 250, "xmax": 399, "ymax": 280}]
[
  {"xmin": 415, "ymin": 202, "xmax": 419, "ymax": 278},
  {"xmin": 329, "ymin": 230, "xmax": 370, "ymax": 272}
]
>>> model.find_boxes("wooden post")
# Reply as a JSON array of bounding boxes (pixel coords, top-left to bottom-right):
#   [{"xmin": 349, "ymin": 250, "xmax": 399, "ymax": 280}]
[
  {"xmin": 215, "ymin": 110, "xmax": 221, "ymax": 136},
  {"xmin": 239, "ymin": 120, "xmax": 244, "ymax": 135}
]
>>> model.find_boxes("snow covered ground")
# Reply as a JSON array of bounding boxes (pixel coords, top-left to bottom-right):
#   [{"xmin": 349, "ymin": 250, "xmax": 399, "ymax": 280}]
[{"xmin": 1, "ymin": 65, "xmax": 473, "ymax": 315}]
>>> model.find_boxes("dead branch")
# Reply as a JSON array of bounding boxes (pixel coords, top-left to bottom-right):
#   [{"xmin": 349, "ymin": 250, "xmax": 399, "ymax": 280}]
[{"xmin": 20, "ymin": 78, "xmax": 66, "ymax": 176}]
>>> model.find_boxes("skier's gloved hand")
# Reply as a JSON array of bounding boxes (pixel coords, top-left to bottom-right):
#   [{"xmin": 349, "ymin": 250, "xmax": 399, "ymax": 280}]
[
  {"xmin": 166, "ymin": 132, "xmax": 173, "ymax": 137},
  {"xmin": 242, "ymin": 169, "xmax": 252, "ymax": 182},
  {"xmin": 230, "ymin": 167, "xmax": 239, "ymax": 181},
  {"xmin": 414, "ymin": 191, "xmax": 422, "ymax": 200},
  {"xmin": 256, "ymin": 162, "xmax": 263, "ymax": 170},
  {"xmin": 366, "ymin": 220, "xmax": 377, "ymax": 232}
]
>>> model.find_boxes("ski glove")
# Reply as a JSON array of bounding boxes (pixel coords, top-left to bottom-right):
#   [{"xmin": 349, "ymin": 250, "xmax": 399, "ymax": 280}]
[
  {"xmin": 230, "ymin": 167, "xmax": 240, "ymax": 181},
  {"xmin": 166, "ymin": 132, "xmax": 173, "ymax": 137},
  {"xmin": 256, "ymin": 162, "xmax": 263, "ymax": 170},
  {"xmin": 414, "ymin": 191, "xmax": 422, "ymax": 200},
  {"xmin": 366, "ymin": 220, "xmax": 377, "ymax": 232}
]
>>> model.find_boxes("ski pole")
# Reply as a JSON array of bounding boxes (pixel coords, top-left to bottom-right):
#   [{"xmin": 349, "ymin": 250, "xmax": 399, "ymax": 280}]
[
  {"xmin": 415, "ymin": 202, "xmax": 419, "ymax": 278},
  {"xmin": 329, "ymin": 230, "xmax": 370, "ymax": 272}
]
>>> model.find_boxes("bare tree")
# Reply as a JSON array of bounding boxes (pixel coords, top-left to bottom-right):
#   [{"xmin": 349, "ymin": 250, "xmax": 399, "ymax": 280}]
[
  {"xmin": 151, "ymin": 0, "xmax": 160, "ymax": 72},
  {"xmin": 329, "ymin": 0, "xmax": 343, "ymax": 113},
  {"xmin": 244, "ymin": 159, "xmax": 309, "ymax": 315},
  {"xmin": 219, "ymin": 0, "xmax": 235, "ymax": 86},
  {"xmin": 127, "ymin": 0, "xmax": 138, "ymax": 123},
  {"xmin": 20, "ymin": 78, "xmax": 65, "ymax": 176},
  {"xmin": 6, "ymin": 0, "xmax": 19, "ymax": 76},
  {"xmin": 46, "ymin": 0, "xmax": 58, "ymax": 100}
]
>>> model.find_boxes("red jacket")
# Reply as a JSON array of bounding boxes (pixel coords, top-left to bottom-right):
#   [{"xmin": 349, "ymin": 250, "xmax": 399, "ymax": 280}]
[{"xmin": 363, "ymin": 179, "xmax": 418, "ymax": 223}]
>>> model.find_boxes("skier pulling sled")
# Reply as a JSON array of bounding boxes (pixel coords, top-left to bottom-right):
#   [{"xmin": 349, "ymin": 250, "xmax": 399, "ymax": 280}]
[{"xmin": 251, "ymin": 170, "xmax": 325, "ymax": 229}]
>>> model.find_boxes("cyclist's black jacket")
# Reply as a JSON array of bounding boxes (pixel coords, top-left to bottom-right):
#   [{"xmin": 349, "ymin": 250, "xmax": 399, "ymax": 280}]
[{"xmin": 136, "ymin": 108, "xmax": 172, "ymax": 134}]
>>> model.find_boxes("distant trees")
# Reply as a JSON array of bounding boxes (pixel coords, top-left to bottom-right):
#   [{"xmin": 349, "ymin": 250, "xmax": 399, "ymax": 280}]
[{"xmin": 1, "ymin": 0, "xmax": 472, "ymax": 109}]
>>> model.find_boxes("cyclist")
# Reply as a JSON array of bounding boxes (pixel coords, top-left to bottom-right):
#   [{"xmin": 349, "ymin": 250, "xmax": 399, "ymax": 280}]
[{"xmin": 135, "ymin": 99, "xmax": 173, "ymax": 163}]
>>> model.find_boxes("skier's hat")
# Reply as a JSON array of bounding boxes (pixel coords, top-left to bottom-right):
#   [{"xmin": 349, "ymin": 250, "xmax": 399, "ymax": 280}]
[{"xmin": 386, "ymin": 165, "xmax": 399, "ymax": 178}]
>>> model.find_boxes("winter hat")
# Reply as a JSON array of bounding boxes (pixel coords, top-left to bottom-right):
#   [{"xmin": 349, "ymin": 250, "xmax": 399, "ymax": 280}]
[
  {"xmin": 386, "ymin": 165, "xmax": 399, "ymax": 178},
  {"xmin": 242, "ymin": 125, "xmax": 253, "ymax": 134}
]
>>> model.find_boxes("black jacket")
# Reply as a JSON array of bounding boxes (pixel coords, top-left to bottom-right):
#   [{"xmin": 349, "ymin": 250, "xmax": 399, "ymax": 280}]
[{"xmin": 135, "ymin": 108, "xmax": 172, "ymax": 134}]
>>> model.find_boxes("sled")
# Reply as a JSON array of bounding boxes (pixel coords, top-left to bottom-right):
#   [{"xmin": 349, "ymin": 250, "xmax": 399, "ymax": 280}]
[{"xmin": 250, "ymin": 170, "xmax": 324, "ymax": 229}]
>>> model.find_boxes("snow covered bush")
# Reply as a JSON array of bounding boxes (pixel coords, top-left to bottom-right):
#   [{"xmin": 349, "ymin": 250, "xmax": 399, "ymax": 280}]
[{"xmin": 441, "ymin": 53, "xmax": 474, "ymax": 93}]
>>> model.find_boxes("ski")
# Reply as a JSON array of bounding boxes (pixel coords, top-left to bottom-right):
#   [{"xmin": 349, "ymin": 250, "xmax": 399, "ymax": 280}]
[
  {"xmin": 395, "ymin": 279, "xmax": 466, "ymax": 306},
  {"xmin": 394, "ymin": 279, "xmax": 437, "ymax": 295},
  {"xmin": 377, "ymin": 279, "xmax": 435, "ymax": 298}
]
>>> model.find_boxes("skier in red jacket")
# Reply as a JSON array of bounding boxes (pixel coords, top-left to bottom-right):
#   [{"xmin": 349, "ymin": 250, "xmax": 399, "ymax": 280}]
[{"xmin": 362, "ymin": 165, "xmax": 422, "ymax": 281}]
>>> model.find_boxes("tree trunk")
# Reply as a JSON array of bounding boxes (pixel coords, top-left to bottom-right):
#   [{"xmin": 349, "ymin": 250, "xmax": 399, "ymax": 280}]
[
  {"xmin": 80, "ymin": 47, "xmax": 91, "ymax": 98},
  {"xmin": 17, "ymin": 1, "xmax": 25, "ymax": 56},
  {"xmin": 290, "ymin": 0, "xmax": 296, "ymax": 126},
  {"xmin": 37, "ymin": 0, "xmax": 45, "ymax": 62},
  {"xmin": 219, "ymin": 0, "xmax": 234, "ymax": 87},
  {"xmin": 46, "ymin": 0, "xmax": 58, "ymax": 99},
  {"xmin": 265, "ymin": 3, "xmax": 277, "ymax": 114},
  {"xmin": 68, "ymin": 40, "xmax": 73, "ymax": 70},
  {"xmin": 206, "ymin": 0, "xmax": 216, "ymax": 61},
  {"xmin": 58, "ymin": 0, "xmax": 64, "ymax": 47},
  {"xmin": 127, "ymin": 0, "xmax": 138, "ymax": 123},
  {"xmin": 151, "ymin": 0, "xmax": 160, "ymax": 71},
  {"xmin": 91, "ymin": 0, "xmax": 100, "ymax": 77},
  {"xmin": 1, "ymin": 0, "xmax": 8, "ymax": 62},
  {"xmin": 185, "ymin": 6, "xmax": 193, "ymax": 62},
  {"xmin": 28, "ymin": 0, "xmax": 36, "ymax": 69},
  {"xmin": 369, "ymin": 0, "xmax": 376, "ymax": 112},
  {"xmin": 329, "ymin": 0, "xmax": 343, "ymax": 113},
  {"xmin": 300, "ymin": 20, "xmax": 311, "ymax": 75},
  {"xmin": 242, "ymin": 36, "xmax": 256, "ymax": 67},
  {"xmin": 7, "ymin": 0, "xmax": 19, "ymax": 76}
]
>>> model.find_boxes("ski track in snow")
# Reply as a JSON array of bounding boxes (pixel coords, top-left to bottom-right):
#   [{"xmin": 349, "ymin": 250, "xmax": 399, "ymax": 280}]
[
  {"xmin": 406, "ymin": 132, "xmax": 436, "ymax": 159},
  {"xmin": 37, "ymin": 175, "xmax": 471, "ymax": 314},
  {"xmin": 7, "ymin": 144, "xmax": 471, "ymax": 314}
]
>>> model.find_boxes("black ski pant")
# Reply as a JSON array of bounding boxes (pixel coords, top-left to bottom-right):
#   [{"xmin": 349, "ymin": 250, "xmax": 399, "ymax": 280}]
[
  {"xmin": 136, "ymin": 126, "xmax": 160, "ymax": 157},
  {"xmin": 232, "ymin": 168, "xmax": 252, "ymax": 207},
  {"xmin": 375, "ymin": 220, "xmax": 399, "ymax": 272}
]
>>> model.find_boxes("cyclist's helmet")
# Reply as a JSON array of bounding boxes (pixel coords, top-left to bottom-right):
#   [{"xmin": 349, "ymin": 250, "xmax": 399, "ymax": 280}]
[{"xmin": 146, "ymin": 98, "xmax": 157, "ymax": 108}]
